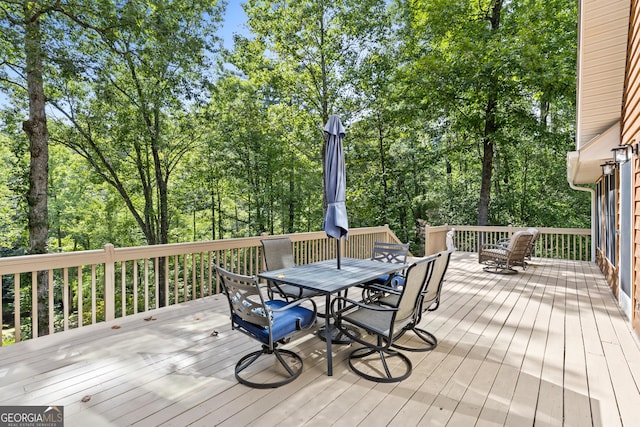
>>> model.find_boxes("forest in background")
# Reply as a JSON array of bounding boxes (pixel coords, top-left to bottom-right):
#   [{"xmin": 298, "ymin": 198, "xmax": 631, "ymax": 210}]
[{"xmin": 0, "ymin": 0, "xmax": 588, "ymax": 258}]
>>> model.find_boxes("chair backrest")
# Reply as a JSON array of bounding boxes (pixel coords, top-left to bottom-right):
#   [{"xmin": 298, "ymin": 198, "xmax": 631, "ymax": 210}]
[
  {"xmin": 508, "ymin": 231, "xmax": 533, "ymax": 259},
  {"xmin": 216, "ymin": 265, "xmax": 270, "ymax": 328},
  {"xmin": 394, "ymin": 256, "xmax": 436, "ymax": 321},
  {"xmin": 371, "ymin": 241, "xmax": 410, "ymax": 264},
  {"xmin": 261, "ymin": 237, "xmax": 295, "ymax": 271},
  {"xmin": 421, "ymin": 249, "xmax": 453, "ymax": 311}
]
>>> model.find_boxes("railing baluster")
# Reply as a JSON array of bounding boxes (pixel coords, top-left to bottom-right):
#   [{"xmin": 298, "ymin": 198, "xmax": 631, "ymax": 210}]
[
  {"xmin": 31, "ymin": 272, "xmax": 37, "ymax": 338},
  {"xmin": 133, "ymin": 261, "xmax": 138, "ymax": 314},
  {"xmin": 78, "ymin": 267, "xmax": 83, "ymax": 327},
  {"xmin": 207, "ymin": 252, "xmax": 213, "ymax": 296},
  {"xmin": 144, "ymin": 258, "xmax": 149, "ymax": 312},
  {"xmin": 48, "ymin": 269, "xmax": 54, "ymax": 335},
  {"xmin": 199, "ymin": 253, "xmax": 204, "ymax": 299},
  {"xmin": 155, "ymin": 257, "xmax": 160, "ymax": 309},
  {"xmin": 91, "ymin": 265, "xmax": 97, "ymax": 324},
  {"xmin": 173, "ymin": 255, "xmax": 178, "ymax": 304},
  {"xmin": 14, "ymin": 273, "xmax": 20, "ymax": 343},
  {"xmin": 191, "ymin": 254, "xmax": 196, "ymax": 301},
  {"xmin": 63, "ymin": 267, "xmax": 69, "ymax": 331},
  {"xmin": 121, "ymin": 262, "xmax": 127, "ymax": 317}
]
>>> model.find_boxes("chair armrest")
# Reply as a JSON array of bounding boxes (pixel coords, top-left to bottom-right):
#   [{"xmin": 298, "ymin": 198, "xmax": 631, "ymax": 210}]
[
  {"xmin": 330, "ymin": 295, "xmax": 397, "ymax": 318},
  {"xmin": 480, "ymin": 243, "xmax": 511, "ymax": 252},
  {"xmin": 269, "ymin": 297, "xmax": 317, "ymax": 313},
  {"xmin": 496, "ymin": 238, "xmax": 510, "ymax": 247},
  {"xmin": 364, "ymin": 283, "xmax": 402, "ymax": 295}
]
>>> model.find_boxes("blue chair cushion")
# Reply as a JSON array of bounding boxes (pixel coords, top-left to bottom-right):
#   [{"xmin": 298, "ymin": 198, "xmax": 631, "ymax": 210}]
[
  {"xmin": 371, "ymin": 274, "xmax": 391, "ymax": 285},
  {"xmin": 391, "ymin": 275, "xmax": 405, "ymax": 289},
  {"xmin": 233, "ymin": 299, "xmax": 315, "ymax": 344},
  {"xmin": 370, "ymin": 273, "xmax": 404, "ymax": 289}
]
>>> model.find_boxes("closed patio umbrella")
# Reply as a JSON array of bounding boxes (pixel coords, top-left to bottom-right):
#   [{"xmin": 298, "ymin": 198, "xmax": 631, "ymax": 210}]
[{"xmin": 323, "ymin": 115, "xmax": 348, "ymax": 269}]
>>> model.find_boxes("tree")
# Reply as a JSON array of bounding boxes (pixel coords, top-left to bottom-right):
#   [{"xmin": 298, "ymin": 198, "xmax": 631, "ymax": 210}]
[
  {"xmin": 394, "ymin": 0, "xmax": 579, "ymax": 227},
  {"xmin": 1, "ymin": 1, "xmax": 224, "ymax": 317},
  {"xmin": 242, "ymin": 0, "xmax": 389, "ymax": 214},
  {"xmin": 1, "ymin": 0, "xmax": 62, "ymax": 335},
  {"xmin": 47, "ymin": 1, "xmax": 222, "ymax": 247}
]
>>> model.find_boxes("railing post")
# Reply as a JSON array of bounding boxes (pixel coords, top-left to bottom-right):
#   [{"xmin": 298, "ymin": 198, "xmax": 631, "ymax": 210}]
[
  {"xmin": 424, "ymin": 223, "xmax": 430, "ymax": 256},
  {"xmin": 104, "ymin": 243, "xmax": 116, "ymax": 321},
  {"xmin": 260, "ymin": 232, "xmax": 268, "ymax": 270}
]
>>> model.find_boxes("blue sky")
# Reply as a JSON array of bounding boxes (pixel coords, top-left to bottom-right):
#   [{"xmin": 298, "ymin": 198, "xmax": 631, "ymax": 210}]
[{"xmin": 219, "ymin": 1, "xmax": 249, "ymax": 50}]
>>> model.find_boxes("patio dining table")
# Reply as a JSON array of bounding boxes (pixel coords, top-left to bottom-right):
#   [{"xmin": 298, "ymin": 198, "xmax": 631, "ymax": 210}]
[{"xmin": 258, "ymin": 257, "xmax": 408, "ymax": 376}]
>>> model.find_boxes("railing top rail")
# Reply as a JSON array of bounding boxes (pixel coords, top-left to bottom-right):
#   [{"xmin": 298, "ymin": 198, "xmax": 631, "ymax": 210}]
[
  {"xmin": 0, "ymin": 225, "xmax": 396, "ymax": 275},
  {"xmin": 0, "ymin": 248, "xmax": 108, "ymax": 275},
  {"xmin": 449, "ymin": 225, "xmax": 590, "ymax": 235}
]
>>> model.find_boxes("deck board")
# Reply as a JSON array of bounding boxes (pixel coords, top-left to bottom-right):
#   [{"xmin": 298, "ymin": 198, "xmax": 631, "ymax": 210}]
[{"xmin": 1, "ymin": 252, "xmax": 640, "ymax": 426}]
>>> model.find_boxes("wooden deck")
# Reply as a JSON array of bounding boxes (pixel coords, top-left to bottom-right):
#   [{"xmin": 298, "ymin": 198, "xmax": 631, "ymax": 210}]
[{"xmin": 1, "ymin": 252, "xmax": 639, "ymax": 426}]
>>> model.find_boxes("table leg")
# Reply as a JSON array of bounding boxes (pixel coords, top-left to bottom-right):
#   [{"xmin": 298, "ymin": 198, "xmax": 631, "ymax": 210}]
[{"xmin": 325, "ymin": 293, "xmax": 333, "ymax": 376}]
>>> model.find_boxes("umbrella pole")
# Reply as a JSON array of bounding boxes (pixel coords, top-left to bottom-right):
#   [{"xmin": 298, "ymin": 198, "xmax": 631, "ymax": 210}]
[{"xmin": 337, "ymin": 238, "xmax": 341, "ymax": 269}]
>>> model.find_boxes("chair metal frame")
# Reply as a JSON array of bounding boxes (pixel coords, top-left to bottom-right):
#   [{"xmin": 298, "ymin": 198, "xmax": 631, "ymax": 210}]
[
  {"xmin": 330, "ymin": 257, "xmax": 436, "ymax": 383},
  {"xmin": 374, "ymin": 250, "xmax": 453, "ymax": 352},
  {"xmin": 360, "ymin": 241, "xmax": 410, "ymax": 300},
  {"xmin": 216, "ymin": 265, "xmax": 317, "ymax": 389}
]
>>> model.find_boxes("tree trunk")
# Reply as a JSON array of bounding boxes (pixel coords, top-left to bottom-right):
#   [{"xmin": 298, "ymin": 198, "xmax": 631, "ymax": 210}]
[
  {"xmin": 289, "ymin": 168, "xmax": 295, "ymax": 233},
  {"xmin": 377, "ymin": 112, "xmax": 389, "ymax": 224},
  {"xmin": 22, "ymin": 4, "xmax": 50, "ymax": 336},
  {"xmin": 477, "ymin": 0, "xmax": 503, "ymax": 227},
  {"xmin": 478, "ymin": 132, "xmax": 494, "ymax": 226}
]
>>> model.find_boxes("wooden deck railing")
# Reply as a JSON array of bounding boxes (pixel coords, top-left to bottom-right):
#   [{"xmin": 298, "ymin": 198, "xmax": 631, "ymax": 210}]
[
  {"xmin": 423, "ymin": 225, "xmax": 592, "ymax": 261},
  {"xmin": 0, "ymin": 225, "xmax": 400, "ymax": 345},
  {"xmin": 0, "ymin": 224, "xmax": 592, "ymax": 346}
]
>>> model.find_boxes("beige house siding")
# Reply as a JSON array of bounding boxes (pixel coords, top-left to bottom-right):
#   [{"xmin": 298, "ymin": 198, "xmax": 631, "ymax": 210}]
[
  {"xmin": 622, "ymin": 0, "xmax": 640, "ymax": 332},
  {"xmin": 578, "ymin": 0, "xmax": 632, "ymax": 147}
]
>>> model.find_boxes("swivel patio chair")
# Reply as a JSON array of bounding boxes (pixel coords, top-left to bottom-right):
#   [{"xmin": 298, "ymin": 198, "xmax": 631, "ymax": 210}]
[
  {"xmin": 330, "ymin": 257, "xmax": 436, "ymax": 383},
  {"xmin": 375, "ymin": 248, "xmax": 453, "ymax": 352},
  {"xmin": 360, "ymin": 241, "xmax": 410, "ymax": 301},
  {"xmin": 367, "ymin": 228, "xmax": 454, "ymax": 298},
  {"xmin": 479, "ymin": 230, "xmax": 534, "ymax": 274},
  {"xmin": 497, "ymin": 227, "xmax": 539, "ymax": 261},
  {"xmin": 261, "ymin": 237, "xmax": 323, "ymax": 302},
  {"xmin": 215, "ymin": 265, "xmax": 317, "ymax": 388}
]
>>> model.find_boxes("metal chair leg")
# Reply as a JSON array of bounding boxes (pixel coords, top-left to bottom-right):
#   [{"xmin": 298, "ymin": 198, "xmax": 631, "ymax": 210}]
[
  {"xmin": 392, "ymin": 326, "xmax": 437, "ymax": 352},
  {"xmin": 347, "ymin": 346, "xmax": 412, "ymax": 383},
  {"xmin": 235, "ymin": 345, "xmax": 303, "ymax": 389}
]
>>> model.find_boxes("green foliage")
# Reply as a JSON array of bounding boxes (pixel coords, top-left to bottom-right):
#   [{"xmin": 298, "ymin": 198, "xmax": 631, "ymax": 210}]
[{"xmin": 0, "ymin": 0, "xmax": 588, "ymax": 259}]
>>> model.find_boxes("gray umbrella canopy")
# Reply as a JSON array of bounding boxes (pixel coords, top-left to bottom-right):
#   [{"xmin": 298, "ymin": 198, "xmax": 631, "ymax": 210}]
[{"xmin": 323, "ymin": 115, "xmax": 348, "ymax": 267}]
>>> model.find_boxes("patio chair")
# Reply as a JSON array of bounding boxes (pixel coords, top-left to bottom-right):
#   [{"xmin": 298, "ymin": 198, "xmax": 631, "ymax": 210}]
[
  {"xmin": 330, "ymin": 256, "xmax": 436, "ymax": 382},
  {"xmin": 360, "ymin": 241, "xmax": 410, "ymax": 300},
  {"xmin": 479, "ymin": 230, "xmax": 534, "ymax": 274},
  {"xmin": 376, "ymin": 248, "xmax": 453, "ymax": 352},
  {"xmin": 366, "ymin": 229, "xmax": 455, "ymax": 299},
  {"xmin": 215, "ymin": 265, "xmax": 317, "ymax": 388},
  {"xmin": 261, "ymin": 237, "xmax": 323, "ymax": 302},
  {"xmin": 497, "ymin": 227, "xmax": 539, "ymax": 260}
]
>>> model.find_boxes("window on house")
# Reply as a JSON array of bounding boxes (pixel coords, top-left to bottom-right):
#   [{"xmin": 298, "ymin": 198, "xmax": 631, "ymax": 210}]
[
  {"xmin": 604, "ymin": 173, "xmax": 617, "ymax": 265},
  {"xmin": 596, "ymin": 181, "xmax": 602, "ymax": 250}
]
